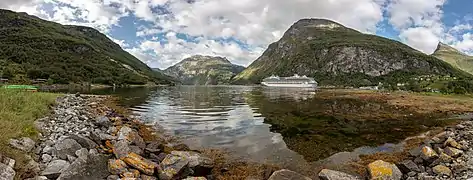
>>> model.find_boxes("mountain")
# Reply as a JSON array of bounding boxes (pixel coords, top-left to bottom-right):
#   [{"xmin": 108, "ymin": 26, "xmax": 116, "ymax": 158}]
[
  {"xmin": 0, "ymin": 9, "xmax": 173, "ymax": 85},
  {"xmin": 432, "ymin": 42, "xmax": 473, "ymax": 75},
  {"xmin": 164, "ymin": 55, "xmax": 245, "ymax": 85},
  {"xmin": 233, "ymin": 19, "xmax": 470, "ymax": 86}
]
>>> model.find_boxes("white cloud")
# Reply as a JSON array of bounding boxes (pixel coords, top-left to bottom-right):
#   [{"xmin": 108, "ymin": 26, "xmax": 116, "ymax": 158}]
[
  {"xmin": 2, "ymin": 0, "xmax": 473, "ymax": 69},
  {"xmin": 453, "ymin": 33, "xmax": 473, "ymax": 54}
]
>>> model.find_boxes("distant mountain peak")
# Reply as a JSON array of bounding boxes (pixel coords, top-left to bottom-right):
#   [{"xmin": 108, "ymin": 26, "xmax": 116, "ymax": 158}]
[
  {"xmin": 292, "ymin": 18, "xmax": 346, "ymax": 30},
  {"xmin": 434, "ymin": 42, "xmax": 466, "ymax": 56},
  {"xmin": 164, "ymin": 55, "xmax": 244, "ymax": 85},
  {"xmin": 183, "ymin": 55, "xmax": 231, "ymax": 64}
]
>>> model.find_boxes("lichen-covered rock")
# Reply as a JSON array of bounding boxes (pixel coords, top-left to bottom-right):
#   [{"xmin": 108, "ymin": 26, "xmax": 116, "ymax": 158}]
[
  {"xmin": 183, "ymin": 177, "xmax": 207, "ymax": 180},
  {"xmin": 41, "ymin": 160, "xmax": 70, "ymax": 179},
  {"xmin": 438, "ymin": 152, "xmax": 453, "ymax": 163},
  {"xmin": 117, "ymin": 126, "xmax": 133, "ymax": 141},
  {"xmin": 432, "ymin": 165, "xmax": 451, "ymax": 176},
  {"xmin": 444, "ymin": 147, "xmax": 463, "ymax": 158},
  {"xmin": 122, "ymin": 152, "xmax": 155, "ymax": 175},
  {"xmin": 318, "ymin": 169, "xmax": 360, "ymax": 180},
  {"xmin": 268, "ymin": 169, "xmax": 312, "ymax": 180},
  {"xmin": 159, "ymin": 154, "xmax": 190, "ymax": 180},
  {"xmin": 367, "ymin": 160, "xmax": 402, "ymax": 180},
  {"xmin": 108, "ymin": 159, "xmax": 128, "ymax": 175},
  {"xmin": 141, "ymin": 174, "xmax": 158, "ymax": 180},
  {"xmin": 0, "ymin": 163, "xmax": 15, "ymax": 180},
  {"xmin": 53, "ymin": 138, "xmax": 82, "ymax": 160},
  {"xmin": 9, "ymin": 137, "xmax": 35, "ymax": 152},
  {"xmin": 420, "ymin": 146, "xmax": 438, "ymax": 161},
  {"xmin": 113, "ymin": 140, "xmax": 131, "ymax": 159},
  {"xmin": 444, "ymin": 137, "xmax": 462, "ymax": 149}
]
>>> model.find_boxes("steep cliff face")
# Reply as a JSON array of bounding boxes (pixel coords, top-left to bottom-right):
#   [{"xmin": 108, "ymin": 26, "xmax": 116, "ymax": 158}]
[
  {"xmin": 234, "ymin": 19, "xmax": 468, "ymax": 86},
  {"xmin": 432, "ymin": 42, "xmax": 473, "ymax": 75},
  {"xmin": 164, "ymin": 55, "xmax": 245, "ymax": 85},
  {"xmin": 0, "ymin": 9, "xmax": 173, "ymax": 85}
]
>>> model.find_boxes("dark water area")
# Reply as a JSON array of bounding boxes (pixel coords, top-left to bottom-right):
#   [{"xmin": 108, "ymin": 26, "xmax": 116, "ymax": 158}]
[{"xmin": 57, "ymin": 86, "xmax": 457, "ymax": 166}]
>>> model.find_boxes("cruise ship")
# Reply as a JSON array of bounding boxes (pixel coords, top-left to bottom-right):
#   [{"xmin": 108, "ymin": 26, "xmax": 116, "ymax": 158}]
[{"xmin": 261, "ymin": 74, "xmax": 318, "ymax": 88}]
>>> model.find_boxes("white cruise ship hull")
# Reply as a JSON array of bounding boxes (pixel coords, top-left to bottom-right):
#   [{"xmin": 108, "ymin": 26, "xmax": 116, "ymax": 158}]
[{"xmin": 261, "ymin": 82, "xmax": 317, "ymax": 88}]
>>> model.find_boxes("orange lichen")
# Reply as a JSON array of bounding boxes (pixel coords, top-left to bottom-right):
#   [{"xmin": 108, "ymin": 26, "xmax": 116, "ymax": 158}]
[{"xmin": 122, "ymin": 153, "xmax": 155, "ymax": 175}]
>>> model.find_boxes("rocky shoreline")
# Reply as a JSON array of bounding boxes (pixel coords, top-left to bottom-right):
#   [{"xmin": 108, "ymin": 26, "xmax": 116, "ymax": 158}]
[{"xmin": 1, "ymin": 94, "xmax": 473, "ymax": 180}]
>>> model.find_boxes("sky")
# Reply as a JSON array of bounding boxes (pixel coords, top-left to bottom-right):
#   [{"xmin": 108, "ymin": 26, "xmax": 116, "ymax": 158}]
[{"xmin": 1, "ymin": 0, "xmax": 473, "ymax": 69}]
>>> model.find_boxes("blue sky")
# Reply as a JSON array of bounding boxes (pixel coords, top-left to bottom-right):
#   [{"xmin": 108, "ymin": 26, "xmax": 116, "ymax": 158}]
[{"xmin": 2, "ymin": 0, "xmax": 473, "ymax": 69}]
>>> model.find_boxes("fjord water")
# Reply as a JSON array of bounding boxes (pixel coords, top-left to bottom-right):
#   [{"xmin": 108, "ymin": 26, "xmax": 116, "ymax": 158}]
[{"xmin": 93, "ymin": 86, "xmax": 454, "ymax": 165}]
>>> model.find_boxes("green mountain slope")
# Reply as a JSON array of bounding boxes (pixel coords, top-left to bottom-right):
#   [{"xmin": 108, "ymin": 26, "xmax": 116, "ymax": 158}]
[
  {"xmin": 432, "ymin": 42, "xmax": 473, "ymax": 75},
  {"xmin": 164, "ymin": 55, "xmax": 245, "ymax": 85},
  {"xmin": 0, "ymin": 9, "xmax": 173, "ymax": 85},
  {"xmin": 234, "ymin": 19, "xmax": 470, "ymax": 87}
]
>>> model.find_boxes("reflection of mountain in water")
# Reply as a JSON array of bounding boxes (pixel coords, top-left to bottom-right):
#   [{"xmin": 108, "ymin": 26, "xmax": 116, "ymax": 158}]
[
  {"xmin": 101, "ymin": 86, "xmax": 456, "ymax": 167},
  {"xmin": 123, "ymin": 86, "xmax": 309, "ymax": 166},
  {"xmin": 244, "ymin": 90, "xmax": 457, "ymax": 161}
]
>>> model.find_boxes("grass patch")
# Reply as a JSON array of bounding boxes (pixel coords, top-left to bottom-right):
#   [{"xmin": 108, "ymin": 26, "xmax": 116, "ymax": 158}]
[{"xmin": 0, "ymin": 89, "xmax": 59, "ymax": 179}]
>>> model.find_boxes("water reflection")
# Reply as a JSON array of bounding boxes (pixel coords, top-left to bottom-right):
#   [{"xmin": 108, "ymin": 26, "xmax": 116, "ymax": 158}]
[{"xmin": 88, "ymin": 86, "xmax": 456, "ymax": 166}]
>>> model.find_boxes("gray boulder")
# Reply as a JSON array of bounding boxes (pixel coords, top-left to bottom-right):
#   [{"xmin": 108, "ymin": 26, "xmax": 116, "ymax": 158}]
[
  {"xmin": 158, "ymin": 154, "xmax": 190, "ymax": 180},
  {"xmin": 68, "ymin": 135, "xmax": 98, "ymax": 149},
  {"xmin": 42, "ymin": 154, "xmax": 52, "ymax": 163},
  {"xmin": 9, "ymin": 137, "xmax": 36, "ymax": 152},
  {"xmin": 171, "ymin": 151, "xmax": 214, "ymax": 176},
  {"xmin": 117, "ymin": 126, "xmax": 133, "ymax": 141},
  {"xmin": 0, "ymin": 163, "xmax": 15, "ymax": 180},
  {"xmin": 318, "ymin": 169, "xmax": 360, "ymax": 180},
  {"xmin": 41, "ymin": 160, "xmax": 70, "ymax": 179},
  {"xmin": 397, "ymin": 160, "xmax": 420, "ymax": 173},
  {"xmin": 95, "ymin": 116, "xmax": 112, "ymax": 127},
  {"xmin": 53, "ymin": 138, "xmax": 82, "ymax": 160},
  {"xmin": 57, "ymin": 151, "xmax": 110, "ymax": 180},
  {"xmin": 113, "ymin": 140, "xmax": 131, "ymax": 159},
  {"xmin": 268, "ymin": 169, "xmax": 312, "ymax": 180}
]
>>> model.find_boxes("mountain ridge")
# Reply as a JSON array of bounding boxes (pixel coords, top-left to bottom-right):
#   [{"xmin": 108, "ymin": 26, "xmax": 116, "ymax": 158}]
[
  {"xmin": 0, "ymin": 9, "xmax": 173, "ymax": 85},
  {"xmin": 234, "ymin": 18, "xmax": 470, "ymax": 87},
  {"xmin": 432, "ymin": 42, "xmax": 473, "ymax": 75},
  {"xmin": 164, "ymin": 55, "xmax": 245, "ymax": 85}
]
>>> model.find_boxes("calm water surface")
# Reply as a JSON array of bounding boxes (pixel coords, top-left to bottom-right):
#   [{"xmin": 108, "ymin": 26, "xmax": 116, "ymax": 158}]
[{"xmin": 83, "ymin": 86, "xmax": 455, "ymax": 167}]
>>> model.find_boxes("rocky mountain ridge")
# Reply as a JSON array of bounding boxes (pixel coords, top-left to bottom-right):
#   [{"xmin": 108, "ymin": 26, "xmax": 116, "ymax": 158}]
[
  {"xmin": 432, "ymin": 42, "xmax": 473, "ymax": 75},
  {"xmin": 164, "ymin": 55, "xmax": 245, "ymax": 85},
  {"xmin": 0, "ymin": 9, "xmax": 172, "ymax": 85},
  {"xmin": 233, "ymin": 18, "xmax": 470, "ymax": 87}
]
